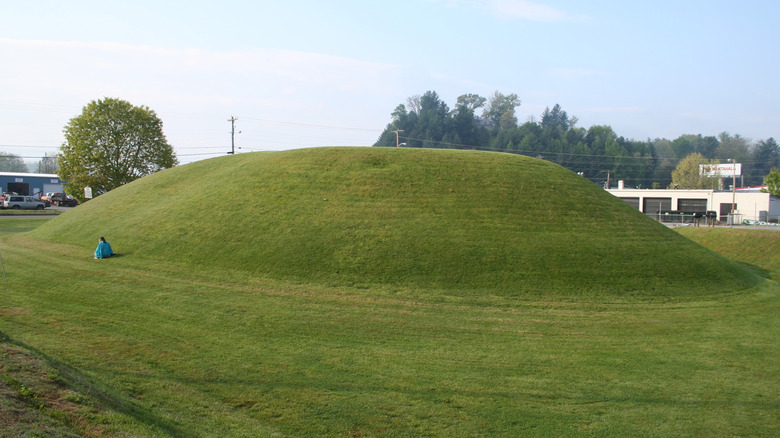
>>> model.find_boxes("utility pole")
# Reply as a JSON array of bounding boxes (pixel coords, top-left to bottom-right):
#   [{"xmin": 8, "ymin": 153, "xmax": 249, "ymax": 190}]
[
  {"xmin": 391, "ymin": 129, "xmax": 403, "ymax": 147},
  {"xmin": 228, "ymin": 116, "xmax": 238, "ymax": 155}
]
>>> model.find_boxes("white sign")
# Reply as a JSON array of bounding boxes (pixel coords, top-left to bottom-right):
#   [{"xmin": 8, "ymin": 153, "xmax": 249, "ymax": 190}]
[
  {"xmin": 700, "ymin": 163, "xmax": 742, "ymax": 177},
  {"xmin": 84, "ymin": 187, "xmax": 93, "ymax": 199}
]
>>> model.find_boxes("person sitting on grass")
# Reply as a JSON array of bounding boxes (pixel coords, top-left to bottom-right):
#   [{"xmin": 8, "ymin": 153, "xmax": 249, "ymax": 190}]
[{"xmin": 94, "ymin": 236, "xmax": 115, "ymax": 259}]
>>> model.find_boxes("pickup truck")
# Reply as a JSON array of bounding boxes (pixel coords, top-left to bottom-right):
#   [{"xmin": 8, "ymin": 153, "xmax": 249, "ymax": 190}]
[
  {"xmin": 2, "ymin": 195, "xmax": 46, "ymax": 210},
  {"xmin": 49, "ymin": 193, "xmax": 79, "ymax": 207}
]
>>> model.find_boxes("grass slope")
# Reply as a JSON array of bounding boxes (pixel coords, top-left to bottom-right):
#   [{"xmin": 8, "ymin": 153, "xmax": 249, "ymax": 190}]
[
  {"xmin": 0, "ymin": 224, "xmax": 777, "ymax": 436},
  {"xmin": 31, "ymin": 147, "xmax": 758, "ymax": 298},
  {"xmin": 677, "ymin": 227, "xmax": 780, "ymax": 280}
]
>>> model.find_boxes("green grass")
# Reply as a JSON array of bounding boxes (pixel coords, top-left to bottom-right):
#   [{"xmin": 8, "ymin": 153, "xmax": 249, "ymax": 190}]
[
  {"xmin": 30, "ymin": 148, "xmax": 759, "ymax": 298},
  {"xmin": 0, "ymin": 148, "xmax": 777, "ymax": 436},
  {"xmin": 0, "ymin": 217, "xmax": 52, "ymax": 234},
  {"xmin": 0, "ymin": 209, "xmax": 61, "ymax": 216},
  {"xmin": 0, "ymin": 228, "xmax": 777, "ymax": 436},
  {"xmin": 676, "ymin": 227, "xmax": 780, "ymax": 280}
]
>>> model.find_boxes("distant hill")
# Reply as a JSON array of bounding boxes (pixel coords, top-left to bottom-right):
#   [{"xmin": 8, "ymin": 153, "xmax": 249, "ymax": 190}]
[{"xmin": 31, "ymin": 147, "xmax": 759, "ymax": 298}]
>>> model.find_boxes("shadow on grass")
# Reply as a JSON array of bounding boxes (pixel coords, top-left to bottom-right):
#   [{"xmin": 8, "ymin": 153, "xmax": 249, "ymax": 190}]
[
  {"xmin": 92, "ymin": 253, "xmax": 132, "ymax": 260},
  {"xmin": 0, "ymin": 227, "xmax": 39, "ymax": 234},
  {"xmin": 736, "ymin": 262, "xmax": 773, "ymax": 280},
  {"xmin": 0, "ymin": 330, "xmax": 186, "ymax": 437}
]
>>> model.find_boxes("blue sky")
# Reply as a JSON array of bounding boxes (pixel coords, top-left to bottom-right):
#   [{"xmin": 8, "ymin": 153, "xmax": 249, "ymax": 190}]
[{"xmin": 1, "ymin": 0, "xmax": 778, "ymax": 164}]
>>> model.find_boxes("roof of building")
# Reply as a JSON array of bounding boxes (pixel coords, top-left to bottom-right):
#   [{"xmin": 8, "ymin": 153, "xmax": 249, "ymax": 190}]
[{"xmin": 0, "ymin": 172, "xmax": 60, "ymax": 178}]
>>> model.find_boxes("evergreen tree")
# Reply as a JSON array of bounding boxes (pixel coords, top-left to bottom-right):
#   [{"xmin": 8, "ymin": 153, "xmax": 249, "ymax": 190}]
[
  {"xmin": 540, "ymin": 104, "xmax": 570, "ymax": 130},
  {"xmin": 751, "ymin": 138, "xmax": 780, "ymax": 185}
]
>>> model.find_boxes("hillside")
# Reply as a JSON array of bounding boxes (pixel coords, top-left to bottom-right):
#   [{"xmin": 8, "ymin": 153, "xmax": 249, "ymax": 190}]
[{"xmin": 31, "ymin": 147, "xmax": 759, "ymax": 298}]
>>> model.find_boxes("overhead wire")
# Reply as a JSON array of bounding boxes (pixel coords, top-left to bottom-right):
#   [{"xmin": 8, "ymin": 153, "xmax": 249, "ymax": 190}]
[{"xmin": 1, "ymin": 100, "xmax": 774, "ymax": 177}]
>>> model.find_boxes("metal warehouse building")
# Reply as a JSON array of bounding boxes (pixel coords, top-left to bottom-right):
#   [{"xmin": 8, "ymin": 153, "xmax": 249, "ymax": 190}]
[
  {"xmin": 607, "ymin": 184, "xmax": 780, "ymax": 223},
  {"xmin": 0, "ymin": 172, "xmax": 65, "ymax": 196}
]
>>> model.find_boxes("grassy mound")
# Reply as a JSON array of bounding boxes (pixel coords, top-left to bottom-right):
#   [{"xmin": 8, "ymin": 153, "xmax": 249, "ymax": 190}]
[{"xmin": 31, "ymin": 147, "xmax": 758, "ymax": 297}]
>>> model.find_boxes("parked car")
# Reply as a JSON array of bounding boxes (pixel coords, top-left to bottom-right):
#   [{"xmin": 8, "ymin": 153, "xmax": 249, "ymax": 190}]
[
  {"xmin": 2, "ymin": 195, "xmax": 46, "ymax": 210},
  {"xmin": 49, "ymin": 193, "xmax": 79, "ymax": 207}
]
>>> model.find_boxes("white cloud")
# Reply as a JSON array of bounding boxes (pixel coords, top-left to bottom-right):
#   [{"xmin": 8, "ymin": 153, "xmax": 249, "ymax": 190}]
[{"xmin": 0, "ymin": 38, "xmax": 402, "ymax": 103}]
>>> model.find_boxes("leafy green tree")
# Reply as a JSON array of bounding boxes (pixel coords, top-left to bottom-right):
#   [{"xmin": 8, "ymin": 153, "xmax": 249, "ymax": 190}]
[
  {"xmin": 698, "ymin": 135, "xmax": 720, "ymax": 157},
  {"xmin": 483, "ymin": 91, "xmax": 520, "ymax": 130},
  {"xmin": 651, "ymin": 139, "xmax": 676, "ymax": 187},
  {"xmin": 606, "ymin": 137, "xmax": 655, "ymax": 188},
  {"xmin": 622, "ymin": 138, "xmax": 656, "ymax": 188},
  {"xmin": 0, "ymin": 151, "xmax": 30, "ymax": 172},
  {"xmin": 59, "ymin": 98, "xmax": 177, "ymax": 200},
  {"xmin": 455, "ymin": 93, "xmax": 486, "ymax": 112},
  {"xmin": 582, "ymin": 125, "xmax": 618, "ymax": 179},
  {"xmin": 670, "ymin": 134, "xmax": 695, "ymax": 159},
  {"xmin": 764, "ymin": 168, "xmax": 780, "ymax": 196},
  {"xmin": 669, "ymin": 152, "xmax": 721, "ymax": 189},
  {"xmin": 714, "ymin": 131, "xmax": 750, "ymax": 162}
]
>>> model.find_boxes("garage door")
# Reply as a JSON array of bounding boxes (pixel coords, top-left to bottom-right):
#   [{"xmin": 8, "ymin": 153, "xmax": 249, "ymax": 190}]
[
  {"xmin": 642, "ymin": 197, "xmax": 671, "ymax": 214},
  {"xmin": 43, "ymin": 183, "xmax": 64, "ymax": 195}
]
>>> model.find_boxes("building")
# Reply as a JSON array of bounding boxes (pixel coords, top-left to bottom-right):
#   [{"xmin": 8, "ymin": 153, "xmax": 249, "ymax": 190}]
[
  {"xmin": 607, "ymin": 182, "xmax": 780, "ymax": 223},
  {"xmin": 0, "ymin": 172, "xmax": 65, "ymax": 196}
]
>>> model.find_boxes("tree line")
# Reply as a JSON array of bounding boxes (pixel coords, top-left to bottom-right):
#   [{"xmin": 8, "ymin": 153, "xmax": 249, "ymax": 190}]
[
  {"xmin": 2, "ymin": 92, "xmax": 777, "ymax": 196},
  {"xmin": 373, "ymin": 91, "xmax": 780, "ymax": 188}
]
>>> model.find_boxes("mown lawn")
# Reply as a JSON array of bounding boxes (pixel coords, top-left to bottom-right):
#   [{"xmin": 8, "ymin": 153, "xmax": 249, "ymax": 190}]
[
  {"xmin": 30, "ymin": 149, "xmax": 760, "ymax": 298},
  {"xmin": 0, "ymin": 220, "xmax": 778, "ymax": 436},
  {"xmin": 677, "ymin": 227, "xmax": 780, "ymax": 280}
]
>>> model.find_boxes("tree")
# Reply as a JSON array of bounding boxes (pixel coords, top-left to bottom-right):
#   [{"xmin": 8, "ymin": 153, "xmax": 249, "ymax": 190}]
[
  {"xmin": 455, "ymin": 93, "xmax": 486, "ymax": 112},
  {"xmin": 482, "ymin": 91, "xmax": 520, "ymax": 130},
  {"xmin": 714, "ymin": 131, "xmax": 750, "ymax": 162},
  {"xmin": 751, "ymin": 138, "xmax": 780, "ymax": 185},
  {"xmin": 58, "ymin": 98, "xmax": 177, "ymax": 199},
  {"xmin": 450, "ymin": 100, "xmax": 480, "ymax": 147},
  {"xmin": 406, "ymin": 95, "xmax": 422, "ymax": 115},
  {"xmin": 36, "ymin": 153, "xmax": 58, "ymax": 174},
  {"xmin": 0, "ymin": 151, "xmax": 30, "ymax": 172},
  {"xmin": 670, "ymin": 134, "xmax": 697, "ymax": 159},
  {"xmin": 408, "ymin": 91, "xmax": 449, "ymax": 148},
  {"xmin": 764, "ymin": 168, "xmax": 780, "ymax": 196},
  {"xmin": 669, "ymin": 152, "xmax": 721, "ymax": 189},
  {"xmin": 540, "ymin": 104, "xmax": 571, "ymax": 130}
]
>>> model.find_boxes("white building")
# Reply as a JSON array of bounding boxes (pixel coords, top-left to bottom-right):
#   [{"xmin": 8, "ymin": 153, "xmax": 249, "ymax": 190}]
[{"xmin": 606, "ymin": 182, "xmax": 780, "ymax": 223}]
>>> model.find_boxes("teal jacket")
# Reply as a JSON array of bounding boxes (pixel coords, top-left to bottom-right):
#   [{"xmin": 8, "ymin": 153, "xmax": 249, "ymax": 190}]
[{"xmin": 95, "ymin": 241, "xmax": 115, "ymax": 259}]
